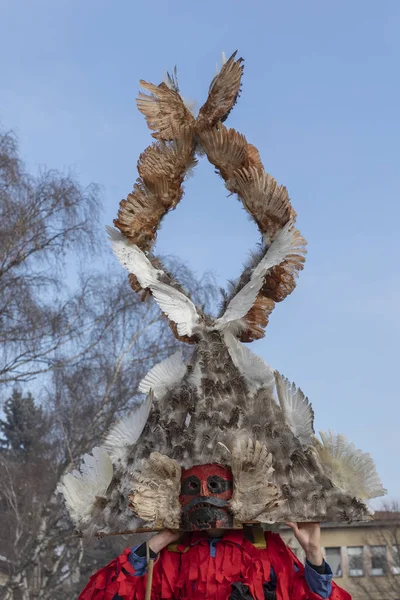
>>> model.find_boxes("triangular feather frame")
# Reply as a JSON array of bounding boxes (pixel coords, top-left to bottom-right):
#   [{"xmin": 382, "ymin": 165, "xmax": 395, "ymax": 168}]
[{"xmin": 60, "ymin": 52, "xmax": 385, "ymax": 535}]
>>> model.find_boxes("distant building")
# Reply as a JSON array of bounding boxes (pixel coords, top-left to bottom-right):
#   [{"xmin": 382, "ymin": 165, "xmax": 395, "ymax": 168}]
[{"xmin": 281, "ymin": 511, "xmax": 400, "ymax": 600}]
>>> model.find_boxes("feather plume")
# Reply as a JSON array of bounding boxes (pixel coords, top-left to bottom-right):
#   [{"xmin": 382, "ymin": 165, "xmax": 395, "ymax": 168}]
[
  {"xmin": 226, "ymin": 168, "xmax": 292, "ymax": 241},
  {"xmin": 107, "ymin": 227, "xmax": 200, "ymax": 336},
  {"xmin": 274, "ymin": 372, "xmax": 314, "ymax": 447},
  {"xmin": 199, "ymin": 126, "xmax": 248, "ymax": 180},
  {"xmin": 103, "ymin": 395, "xmax": 153, "ymax": 463},
  {"xmin": 315, "ymin": 431, "xmax": 386, "ymax": 500},
  {"xmin": 149, "ymin": 282, "xmax": 200, "ymax": 337},
  {"xmin": 107, "ymin": 226, "xmax": 162, "ymax": 286},
  {"xmin": 57, "ymin": 447, "xmax": 113, "ymax": 525},
  {"xmin": 58, "ymin": 53, "xmax": 383, "ymax": 533},
  {"xmin": 260, "ymin": 229, "xmax": 307, "ymax": 303},
  {"xmin": 216, "ymin": 222, "xmax": 300, "ymax": 328},
  {"xmin": 129, "ymin": 452, "xmax": 182, "ymax": 528},
  {"xmin": 197, "ymin": 51, "xmax": 244, "ymax": 129},
  {"xmin": 230, "ymin": 438, "xmax": 282, "ymax": 521},
  {"xmin": 237, "ymin": 294, "xmax": 275, "ymax": 342},
  {"xmin": 136, "ymin": 80, "xmax": 195, "ymax": 140},
  {"xmin": 139, "ymin": 352, "xmax": 186, "ymax": 399},
  {"xmin": 224, "ymin": 331, "xmax": 274, "ymax": 395},
  {"xmin": 163, "ymin": 66, "xmax": 179, "ymax": 92}
]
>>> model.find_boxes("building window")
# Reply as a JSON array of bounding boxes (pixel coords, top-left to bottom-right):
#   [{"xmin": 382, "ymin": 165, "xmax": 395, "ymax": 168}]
[
  {"xmin": 347, "ymin": 546, "xmax": 364, "ymax": 576},
  {"xmin": 370, "ymin": 545, "xmax": 388, "ymax": 576},
  {"xmin": 325, "ymin": 547, "xmax": 342, "ymax": 577},
  {"xmin": 391, "ymin": 545, "xmax": 400, "ymax": 575}
]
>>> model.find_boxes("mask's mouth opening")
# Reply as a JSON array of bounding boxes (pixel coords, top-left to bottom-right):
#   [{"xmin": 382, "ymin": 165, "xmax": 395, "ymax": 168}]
[{"xmin": 181, "ymin": 504, "xmax": 233, "ymax": 530}]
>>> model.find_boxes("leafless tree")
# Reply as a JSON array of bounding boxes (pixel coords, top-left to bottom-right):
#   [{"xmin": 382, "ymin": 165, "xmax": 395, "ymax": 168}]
[
  {"xmin": 0, "ymin": 127, "xmax": 101, "ymax": 385},
  {"xmin": 0, "ymin": 127, "xmax": 218, "ymax": 599}
]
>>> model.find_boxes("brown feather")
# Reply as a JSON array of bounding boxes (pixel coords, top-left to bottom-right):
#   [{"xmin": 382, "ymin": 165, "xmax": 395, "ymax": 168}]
[
  {"xmin": 196, "ymin": 51, "xmax": 244, "ymax": 130},
  {"xmin": 199, "ymin": 126, "xmax": 248, "ymax": 179},
  {"xmin": 137, "ymin": 81, "xmax": 195, "ymax": 141},
  {"xmin": 261, "ymin": 230, "xmax": 307, "ymax": 302},
  {"xmin": 238, "ymin": 294, "xmax": 276, "ymax": 342},
  {"xmin": 226, "ymin": 167, "xmax": 292, "ymax": 240}
]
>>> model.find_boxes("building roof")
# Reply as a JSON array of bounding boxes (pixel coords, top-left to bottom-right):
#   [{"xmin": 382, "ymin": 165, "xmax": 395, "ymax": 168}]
[{"xmin": 318, "ymin": 511, "xmax": 400, "ymax": 529}]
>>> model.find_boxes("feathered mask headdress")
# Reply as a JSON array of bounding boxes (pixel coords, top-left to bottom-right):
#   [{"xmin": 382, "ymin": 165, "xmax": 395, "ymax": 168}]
[{"xmin": 59, "ymin": 52, "xmax": 385, "ymax": 534}]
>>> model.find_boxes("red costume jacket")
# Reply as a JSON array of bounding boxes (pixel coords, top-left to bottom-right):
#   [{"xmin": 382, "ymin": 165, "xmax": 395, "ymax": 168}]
[{"xmin": 79, "ymin": 531, "xmax": 351, "ymax": 600}]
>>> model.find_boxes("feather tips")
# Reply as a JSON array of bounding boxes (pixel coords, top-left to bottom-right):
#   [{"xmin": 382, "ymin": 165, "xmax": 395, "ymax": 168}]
[
  {"xmin": 224, "ymin": 331, "xmax": 274, "ymax": 395},
  {"xmin": 315, "ymin": 431, "xmax": 386, "ymax": 500},
  {"xmin": 197, "ymin": 51, "xmax": 244, "ymax": 129},
  {"xmin": 129, "ymin": 453, "xmax": 182, "ymax": 528},
  {"xmin": 217, "ymin": 222, "xmax": 302, "ymax": 329},
  {"xmin": 107, "ymin": 227, "xmax": 200, "ymax": 336},
  {"xmin": 103, "ymin": 395, "xmax": 153, "ymax": 463},
  {"xmin": 274, "ymin": 372, "xmax": 314, "ymax": 447},
  {"xmin": 139, "ymin": 352, "xmax": 186, "ymax": 399},
  {"xmin": 226, "ymin": 167, "xmax": 293, "ymax": 241},
  {"xmin": 57, "ymin": 53, "xmax": 383, "ymax": 534},
  {"xmin": 230, "ymin": 438, "xmax": 281, "ymax": 521},
  {"xmin": 136, "ymin": 80, "xmax": 195, "ymax": 141},
  {"xmin": 58, "ymin": 447, "xmax": 113, "ymax": 525}
]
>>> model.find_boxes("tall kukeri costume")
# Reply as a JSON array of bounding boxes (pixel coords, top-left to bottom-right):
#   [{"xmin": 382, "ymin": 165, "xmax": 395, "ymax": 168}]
[{"xmin": 59, "ymin": 52, "xmax": 385, "ymax": 600}]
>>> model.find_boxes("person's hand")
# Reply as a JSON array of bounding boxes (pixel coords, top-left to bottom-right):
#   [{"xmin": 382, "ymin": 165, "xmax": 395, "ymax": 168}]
[
  {"xmin": 285, "ymin": 522, "xmax": 324, "ymax": 566},
  {"xmin": 148, "ymin": 529, "xmax": 181, "ymax": 554}
]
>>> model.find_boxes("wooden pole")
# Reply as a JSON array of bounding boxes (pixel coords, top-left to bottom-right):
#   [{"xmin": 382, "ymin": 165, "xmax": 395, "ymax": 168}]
[
  {"xmin": 145, "ymin": 542, "xmax": 155, "ymax": 600},
  {"xmin": 73, "ymin": 522, "xmax": 260, "ymax": 539}
]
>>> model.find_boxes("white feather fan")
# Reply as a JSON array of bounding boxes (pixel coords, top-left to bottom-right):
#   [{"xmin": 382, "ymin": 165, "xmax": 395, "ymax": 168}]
[
  {"xmin": 58, "ymin": 447, "xmax": 113, "ymax": 525},
  {"xmin": 274, "ymin": 372, "xmax": 314, "ymax": 447},
  {"xmin": 103, "ymin": 395, "xmax": 153, "ymax": 463},
  {"xmin": 315, "ymin": 431, "xmax": 386, "ymax": 500},
  {"xmin": 139, "ymin": 351, "xmax": 186, "ymax": 399}
]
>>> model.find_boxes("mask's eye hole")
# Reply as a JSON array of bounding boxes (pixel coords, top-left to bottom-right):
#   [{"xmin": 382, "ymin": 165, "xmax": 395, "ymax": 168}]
[
  {"xmin": 182, "ymin": 475, "xmax": 200, "ymax": 495},
  {"xmin": 207, "ymin": 475, "xmax": 232, "ymax": 494}
]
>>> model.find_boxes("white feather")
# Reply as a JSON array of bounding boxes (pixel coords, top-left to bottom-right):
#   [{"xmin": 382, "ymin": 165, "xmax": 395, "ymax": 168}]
[
  {"xmin": 224, "ymin": 331, "xmax": 274, "ymax": 395},
  {"xmin": 274, "ymin": 372, "xmax": 314, "ymax": 447},
  {"xmin": 104, "ymin": 395, "xmax": 153, "ymax": 463},
  {"xmin": 106, "ymin": 226, "xmax": 161, "ymax": 287},
  {"xmin": 316, "ymin": 431, "xmax": 387, "ymax": 500},
  {"xmin": 215, "ymin": 51, "xmax": 228, "ymax": 74},
  {"xmin": 139, "ymin": 351, "xmax": 186, "ymax": 399},
  {"xmin": 216, "ymin": 222, "xmax": 297, "ymax": 328},
  {"xmin": 58, "ymin": 447, "xmax": 113, "ymax": 524},
  {"xmin": 107, "ymin": 226, "xmax": 200, "ymax": 336},
  {"xmin": 150, "ymin": 282, "xmax": 199, "ymax": 337}
]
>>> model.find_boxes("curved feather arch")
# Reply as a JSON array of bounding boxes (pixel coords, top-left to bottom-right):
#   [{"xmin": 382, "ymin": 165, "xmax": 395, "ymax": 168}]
[{"xmin": 111, "ymin": 53, "xmax": 306, "ymax": 343}]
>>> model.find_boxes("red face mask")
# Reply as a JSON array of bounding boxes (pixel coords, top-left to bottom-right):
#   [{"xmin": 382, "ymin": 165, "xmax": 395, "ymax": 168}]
[{"xmin": 179, "ymin": 463, "xmax": 233, "ymax": 530}]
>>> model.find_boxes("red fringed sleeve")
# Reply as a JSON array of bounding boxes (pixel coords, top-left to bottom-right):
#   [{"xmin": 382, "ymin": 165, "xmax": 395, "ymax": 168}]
[
  {"xmin": 78, "ymin": 548, "xmax": 148, "ymax": 600},
  {"xmin": 267, "ymin": 533, "xmax": 352, "ymax": 600}
]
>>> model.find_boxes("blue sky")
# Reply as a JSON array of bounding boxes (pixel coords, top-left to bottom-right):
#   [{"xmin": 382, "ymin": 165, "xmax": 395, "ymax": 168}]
[{"xmin": 1, "ymin": 0, "xmax": 399, "ymax": 505}]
